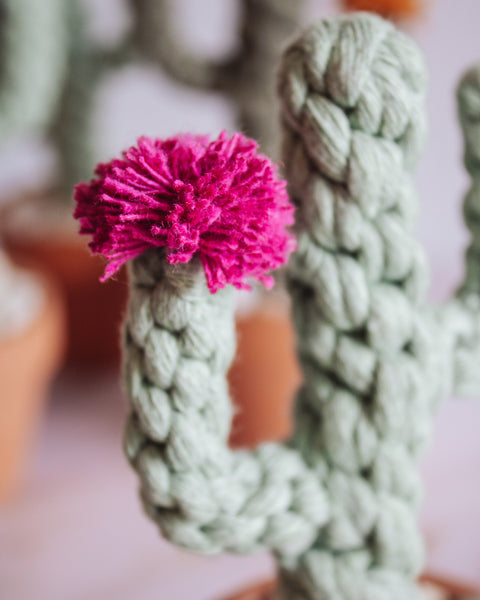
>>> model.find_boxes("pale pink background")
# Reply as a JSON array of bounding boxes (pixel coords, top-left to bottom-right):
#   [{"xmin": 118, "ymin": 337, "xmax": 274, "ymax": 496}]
[{"xmin": 1, "ymin": 1, "xmax": 480, "ymax": 599}]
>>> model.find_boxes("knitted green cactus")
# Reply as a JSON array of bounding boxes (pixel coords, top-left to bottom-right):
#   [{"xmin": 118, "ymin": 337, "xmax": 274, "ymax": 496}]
[
  {"xmin": 130, "ymin": 0, "xmax": 306, "ymax": 157},
  {"xmin": 74, "ymin": 13, "xmax": 480, "ymax": 600}
]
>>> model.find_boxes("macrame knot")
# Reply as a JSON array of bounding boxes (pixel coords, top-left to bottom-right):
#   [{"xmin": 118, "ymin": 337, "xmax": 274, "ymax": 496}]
[{"xmin": 74, "ymin": 131, "xmax": 296, "ymax": 293}]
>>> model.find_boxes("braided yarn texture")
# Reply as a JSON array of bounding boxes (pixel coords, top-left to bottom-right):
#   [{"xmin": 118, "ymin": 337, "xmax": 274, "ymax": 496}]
[
  {"xmin": 277, "ymin": 13, "xmax": 444, "ymax": 599},
  {"xmin": 123, "ymin": 251, "xmax": 329, "ymax": 557},
  {"xmin": 75, "ymin": 13, "xmax": 480, "ymax": 600},
  {"xmin": 75, "ymin": 131, "xmax": 329, "ymax": 560}
]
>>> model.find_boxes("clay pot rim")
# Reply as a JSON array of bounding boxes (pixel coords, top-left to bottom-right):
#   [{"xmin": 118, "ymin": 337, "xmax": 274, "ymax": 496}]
[{"xmin": 221, "ymin": 574, "xmax": 480, "ymax": 600}]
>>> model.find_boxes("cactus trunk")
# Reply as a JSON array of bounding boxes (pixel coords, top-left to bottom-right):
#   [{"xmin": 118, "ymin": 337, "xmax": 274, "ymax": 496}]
[
  {"xmin": 277, "ymin": 14, "xmax": 439, "ymax": 599},
  {"xmin": 122, "ymin": 250, "xmax": 329, "ymax": 557}
]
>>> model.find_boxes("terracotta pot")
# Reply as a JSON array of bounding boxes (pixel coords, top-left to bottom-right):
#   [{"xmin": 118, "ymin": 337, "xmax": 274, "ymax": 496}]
[
  {"xmin": 222, "ymin": 575, "xmax": 479, "ymax": 600},
  {"xmin": 7, "ymin": 234, "xmax": 127, "ymax": 366},
  {"xmin": 0, "ymin": 266, "xmax": 65, "ymax": 500},
  {"xmin": 228, "ymin": 296, "xmax": 301, "ymax": 448},
  {"xmin": 2, "ymin": 193, "xmax": 127, "ymax": 366},
  {"xmin": 343, "ymin": 0, "xmax": 421, "ymax": 19}
]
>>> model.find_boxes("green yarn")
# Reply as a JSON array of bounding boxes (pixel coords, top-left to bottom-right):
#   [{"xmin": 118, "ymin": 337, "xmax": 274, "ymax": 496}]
[
  {"xmin": 278, "ymin": 14, "xmax": 435, "ymax": 599},
  {"xmin": 123, "ymin": 249, "xmax": 330, "ymax": 557},
  {"xmin": 120, "ymin": 13, "xmax": 480, "ymax": 600},
  {"xmin": 0, "ymin": 0, "xmax": 133, "ymax": 201},
  {"xmin": 437, "ymin": 65, "xmax": 480, "ymax": 398},
  {"xmin": 49, "ymin": 0, "xmax": 133, "ymax": 196},
  {"xmin": 130, "ymin": 0, "xmax": 306, "ymax": 157},
  {"xmin": 0, "ymin": 0, "xmax": 68, "ymax": 139}
]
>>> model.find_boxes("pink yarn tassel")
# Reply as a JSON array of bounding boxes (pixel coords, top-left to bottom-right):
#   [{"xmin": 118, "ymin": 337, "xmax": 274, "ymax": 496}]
[{"xmin": 74, "ymin": 131, "xmax": 295, "ymax": 293}]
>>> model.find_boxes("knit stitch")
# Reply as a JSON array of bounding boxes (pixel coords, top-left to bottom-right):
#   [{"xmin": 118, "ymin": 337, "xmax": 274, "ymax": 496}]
[{"xmin": 76, "ymin": 13, "xmax": 480, "ymax": 600}]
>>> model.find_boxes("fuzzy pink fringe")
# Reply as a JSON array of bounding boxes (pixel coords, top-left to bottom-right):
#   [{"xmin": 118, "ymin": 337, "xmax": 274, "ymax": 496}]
[{"xmin": 74, "ymin": 132, "xmax": 295, "ymax": 292}]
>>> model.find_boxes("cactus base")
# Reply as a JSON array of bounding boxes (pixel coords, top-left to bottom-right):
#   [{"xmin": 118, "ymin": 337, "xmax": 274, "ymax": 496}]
[{"xmin": 222, "ymin": 575, "xmax": 479, "ymax": 600}]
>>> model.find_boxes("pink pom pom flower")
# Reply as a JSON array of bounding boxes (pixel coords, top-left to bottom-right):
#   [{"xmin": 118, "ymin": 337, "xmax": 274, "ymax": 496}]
[{"xmin": 74, "ymin": 131, "xmax": 295, "ymax": 293}]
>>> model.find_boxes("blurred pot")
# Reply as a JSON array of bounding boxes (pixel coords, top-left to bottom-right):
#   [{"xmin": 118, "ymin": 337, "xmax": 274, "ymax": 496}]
[
  {"xmin": 2, "ymin": 191, "xmax": 127, "ymax": 366},
  {"xmin": 228, "ymin": 294, "xmax": 301, "ymax": 448},
  {"xmin": 0, "ymin": 263, "xmax": 65, "ymax": 500}
]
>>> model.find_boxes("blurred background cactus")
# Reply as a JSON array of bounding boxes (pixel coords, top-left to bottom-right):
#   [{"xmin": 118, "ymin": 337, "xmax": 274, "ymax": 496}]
[
  {"xmin": 48, "ymin": 0, "xmax": 132, "ymax": 199},
  {"xmin": 2, "ymin": 0, "xmax": 131, "ymax": 203},
  {"xmin": 0, "ymin": 0, "xmax": 134, "ymax": 364},
  {"xmin": 0, "ymin": 0, "xmax": 67, "ymax": 497},
  {"xmin": 130, "ymin": 0, "xmax": 308, "ymax": 159},
  {"xmin": 1, "ymin": 0, "xmax": 313, "ymax": 205}
]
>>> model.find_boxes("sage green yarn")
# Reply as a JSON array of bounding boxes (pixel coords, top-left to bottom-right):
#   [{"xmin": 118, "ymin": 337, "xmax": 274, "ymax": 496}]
[
  {"xmin": 130, "ymin": 0, "xmax": 306, "ymax": 157},
  {"xmin": 121, "ymin": 13, "xmax": 480, "ymax": 600},
  {"xmin": 433, "ymin": 64, "xmax": 480, "ymax": 397},
  {"xmin": 0, "ymin": 0, "xmax": 68, "ymax": 139},
  {"xmin": 123, "ymin": 249, "xmax": 330, "ymax": 558},
  {"xmin": 49, "ymin": 0, "xmax": 103, "ymax": 196},
  {"xmin": 277, "ymin": 13, "xmax": 437, "ymax": 599}
]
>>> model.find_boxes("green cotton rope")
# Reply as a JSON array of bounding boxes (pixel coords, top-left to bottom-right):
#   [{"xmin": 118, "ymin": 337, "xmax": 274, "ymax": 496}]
[
  {"xmin": 81, "ymin": 12, "xmax": 480, "ymax": 600},
  {"xmin": 123, "ymin": 250, "xmax": 330, "ymax": 557},
  {"xmin": 276, "ymin": 14, "xmax": 480, "ymax": 598}
]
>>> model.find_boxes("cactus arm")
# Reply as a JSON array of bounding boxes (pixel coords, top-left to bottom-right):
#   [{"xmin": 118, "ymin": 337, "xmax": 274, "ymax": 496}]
[
  {"xmin": 129, "ymin": 0, "xmax": 230, "ymax": 91},
  {"xmin": 123, "ymin": 252, "xmax": 329, "ymax": 556},
  {"xmin": 0, "ymin": 0, "xmax": 68, "ymax": 139},
  {"xmin": 73, "ymin": 133, "xmax": 330, "ymax": 559},
  {"xmin": 277, "ymin": 14, "xmax": 437, "ymax": 599},
  {"xmin": 434, "ymin": 65, "xmax": 480, "ymax": 397}
]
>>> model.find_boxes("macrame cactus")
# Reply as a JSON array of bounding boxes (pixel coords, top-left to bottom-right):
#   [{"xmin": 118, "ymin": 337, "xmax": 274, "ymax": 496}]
[
  {"xmin": 129, "ymin": 0, "xmax": 306, "ymax": 157},
  {"xmin": 458, "ymin": 64, "xmax": 480, "ymax": 299},
  {"xmin": 75, "ymin": 13, "xmax": 480, "ymax": 600},
  {"xmin": 277, "ymin": 14, "xmax": 440, "ymax": 599}
]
